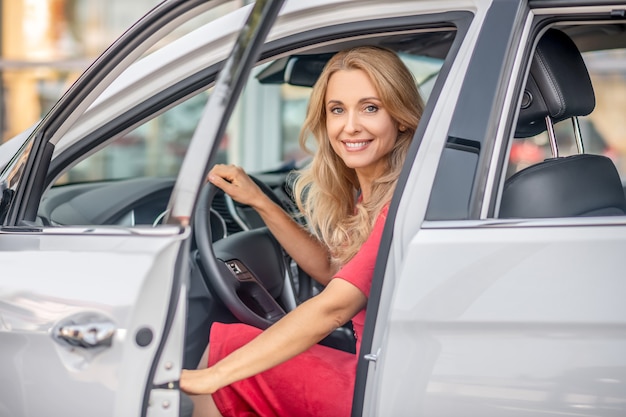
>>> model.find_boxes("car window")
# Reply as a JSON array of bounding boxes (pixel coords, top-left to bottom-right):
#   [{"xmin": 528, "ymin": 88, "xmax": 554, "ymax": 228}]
[
  {"xmin": 39, "ymin": 28, "xmax": 455, "ymax": 231},
  {"xmin": 41, "ymin": 27, "xmax": 455, "ymax": 227},
  {"xmin": 56, "ymin": 92, "xmax": 210, "ymax": 184},
  {"xmin": 425, "ymin": 22, "xmax": 626, "ymax": 222},
  {"xmin": 496, "ymin": 24, "xmax": 626, "ymax": 219},
  {"xmin": 507, "ymin": 48, "xmax": 626, "ymax": 182}
]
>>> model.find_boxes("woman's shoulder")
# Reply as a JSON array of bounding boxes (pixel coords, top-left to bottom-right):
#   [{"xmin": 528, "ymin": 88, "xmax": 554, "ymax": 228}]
[
  {"xmin": 370, "ymin": 203, "xmax": 390, "ymax": 232},
  {"xmin": 378, "ymin": 202, "xmax": 390, "ymax": 219}
]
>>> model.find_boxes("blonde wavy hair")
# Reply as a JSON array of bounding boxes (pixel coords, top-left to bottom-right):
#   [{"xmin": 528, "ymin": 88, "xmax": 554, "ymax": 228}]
[{"xmin": 293, "ymin": 46, "xmax": 424, "ymax": 266}]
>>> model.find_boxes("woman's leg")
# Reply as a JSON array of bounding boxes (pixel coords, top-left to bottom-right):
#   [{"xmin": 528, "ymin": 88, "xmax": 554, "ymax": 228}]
[
  {"xmin": 197, "ymin": 344, "xmax": 210, "ymax": 369},
  {"xmin": 191, "ymin": 394, "xmax": 222, "ymax": 417}
]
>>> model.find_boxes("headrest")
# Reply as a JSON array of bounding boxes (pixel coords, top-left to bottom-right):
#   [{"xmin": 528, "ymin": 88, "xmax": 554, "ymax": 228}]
[
  {"xmin": 515, "ymin": 29, "xmax": 596, "ymax": 138},
  {"xmin": 500, "ymin": 154, "xmax": 626, "ymax": 218}
]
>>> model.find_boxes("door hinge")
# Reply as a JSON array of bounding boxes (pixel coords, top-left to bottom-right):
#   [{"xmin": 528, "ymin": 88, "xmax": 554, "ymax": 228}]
[{"xmin": 364, "ymin": 348, "xmax": 381, "ymax": 363}]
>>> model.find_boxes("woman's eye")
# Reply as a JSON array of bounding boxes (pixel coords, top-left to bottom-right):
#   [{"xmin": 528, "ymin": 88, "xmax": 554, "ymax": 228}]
[
  {"xmin": 364, "ymin": 105, "xmax": 378, "ymax": 113},
  {"xmin": 330, "ymin": 107, "xmax": 344, "ymax": 114}
]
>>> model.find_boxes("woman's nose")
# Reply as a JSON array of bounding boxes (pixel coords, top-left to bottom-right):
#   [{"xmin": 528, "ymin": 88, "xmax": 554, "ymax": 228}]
[{"xmin": 343, "ymin": 111, "xmax": 361, "ymax": 134}]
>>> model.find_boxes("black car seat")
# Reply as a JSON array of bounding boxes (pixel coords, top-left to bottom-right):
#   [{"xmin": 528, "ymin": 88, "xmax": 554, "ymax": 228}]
[{"xmin": 500, "ymin": 28, "xmax": 626, "ymax": 218}]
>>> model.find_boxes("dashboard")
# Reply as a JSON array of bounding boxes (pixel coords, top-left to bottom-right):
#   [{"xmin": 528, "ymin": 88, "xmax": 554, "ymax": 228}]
[{"xmin": 38, "ymin": 173, "xmax": 295, "ymax": 238}]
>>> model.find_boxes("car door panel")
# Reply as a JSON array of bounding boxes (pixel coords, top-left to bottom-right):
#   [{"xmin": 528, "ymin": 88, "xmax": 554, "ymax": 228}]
[
  {"xmin": 0, "ymin": 228, "xmax": 186, "ymax": 417},
  {"xmin": 376, "ymin": 222, "xmax": 626, "ymax": 416}
]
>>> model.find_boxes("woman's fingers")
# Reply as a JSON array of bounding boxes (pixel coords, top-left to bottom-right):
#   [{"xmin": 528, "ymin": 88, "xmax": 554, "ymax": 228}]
[
  {"xmin": 206, "ymin": 164, "xmax": 263, "ymax": 207},
  {"xmin": 207, "ymin": 164, "xmax": 244, "ymax": 194},
  {"xmin": 207, "ymin": 164, "xmax": 239, "ymax": 184}
]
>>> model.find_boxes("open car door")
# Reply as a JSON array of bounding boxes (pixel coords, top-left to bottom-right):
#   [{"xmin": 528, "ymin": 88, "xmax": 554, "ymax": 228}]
[{"xmin": 0, "ymin": 0, "xmax": 284, "ymax": 416}]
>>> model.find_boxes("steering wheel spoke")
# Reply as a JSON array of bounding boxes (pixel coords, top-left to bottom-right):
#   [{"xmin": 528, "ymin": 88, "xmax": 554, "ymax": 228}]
[
  {"xmin": 194, "ymin": 181, "xmax": 290, "ymax": 329},
  {"xmin": 223, "ymin": 259, "xmax": 286, "ymax": 322}
]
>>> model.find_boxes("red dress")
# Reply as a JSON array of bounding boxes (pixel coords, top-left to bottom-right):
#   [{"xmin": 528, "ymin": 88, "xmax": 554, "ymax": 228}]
[{"xmin": 208, "ymin": 206, "xmax": 389, "ymax": 417}]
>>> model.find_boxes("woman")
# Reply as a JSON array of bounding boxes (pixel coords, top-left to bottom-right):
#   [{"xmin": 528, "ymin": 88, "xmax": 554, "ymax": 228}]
[{"xmin": 181, "ymin": 46, "xmax": 424, "ymax": 417}]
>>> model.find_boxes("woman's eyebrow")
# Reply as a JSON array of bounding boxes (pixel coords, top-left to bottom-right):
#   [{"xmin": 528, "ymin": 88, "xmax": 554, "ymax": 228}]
[{"xmin": 326, "ymin": 97, "xmax": 381, "ymax": 105}]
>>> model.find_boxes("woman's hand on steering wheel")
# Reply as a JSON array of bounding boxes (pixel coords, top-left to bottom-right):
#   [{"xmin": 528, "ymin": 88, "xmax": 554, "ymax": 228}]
[{"xmin": 207, "ymin": 164, "xmax": 270, "ymax": 209}]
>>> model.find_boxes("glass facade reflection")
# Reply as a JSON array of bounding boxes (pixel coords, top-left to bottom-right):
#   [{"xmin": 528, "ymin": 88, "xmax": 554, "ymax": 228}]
[{"xmin": 0, "ymin": 0, "xmax": 160, "ymax": 143}]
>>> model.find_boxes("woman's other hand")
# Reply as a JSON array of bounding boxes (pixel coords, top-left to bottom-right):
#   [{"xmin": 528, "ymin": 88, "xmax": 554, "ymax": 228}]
[{"xmin": 180, "ymin": 368, "xmax": 221, "ymax": 395}]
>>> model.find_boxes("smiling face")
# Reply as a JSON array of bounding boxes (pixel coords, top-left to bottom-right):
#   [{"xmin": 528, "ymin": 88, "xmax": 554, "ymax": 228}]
[{"xmin": 325, "ymin": 69, "xmax": 400, "ymax": 183}]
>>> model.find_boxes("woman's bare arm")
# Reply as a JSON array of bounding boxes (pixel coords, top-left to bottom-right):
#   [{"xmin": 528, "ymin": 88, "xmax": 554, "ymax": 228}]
[
  {"xmin": 180, "ymin": 278, "xmax": 365, "ymax": 394},
  {"xmin": 207, "ymin": 164, "xmax": 335, "ymax": 285}
]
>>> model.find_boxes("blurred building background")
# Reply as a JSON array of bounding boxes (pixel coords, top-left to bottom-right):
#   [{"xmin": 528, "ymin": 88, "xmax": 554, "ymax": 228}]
[{"xmin": 0, "ymin": 0, "xmax": 159, "ymax": 143}]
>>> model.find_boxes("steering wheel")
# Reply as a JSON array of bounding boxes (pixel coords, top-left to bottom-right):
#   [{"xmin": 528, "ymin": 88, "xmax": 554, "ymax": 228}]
[{"xmin": 193, "ymin": 178, "xmax": 289, "ymax": 329}]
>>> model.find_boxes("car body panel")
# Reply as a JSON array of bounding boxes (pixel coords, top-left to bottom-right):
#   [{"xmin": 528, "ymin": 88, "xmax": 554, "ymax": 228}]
[
  {"xmin": 0, "ymin": 227, "xmax": 187, "ymax": 416},
  {"xmin": 379, "ymin": 222, "xmax": 626, "ymax": 415}
]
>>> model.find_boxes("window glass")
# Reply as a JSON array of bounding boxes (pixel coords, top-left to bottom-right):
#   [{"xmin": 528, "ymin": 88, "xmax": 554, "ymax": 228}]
[
  {"xmin": 35, "ymin": 0, "xmax": 246, "ymax": 227},
  {"xmin": 59, "ymin": 92, "xmax": 209, "ymax": 183},
  {"xmin": 498, "ymin": 25, "xmax": 626, "ymax": 220},
  {"xmin": 507, "ymin": 48, "xmax": 626, "ymax": 182},
  {"xmin": 581, "ymin": 49, "xmax": 626, "ymax": 178},
  {"xmin": 53, "ymin": 1, "xmax": 245, "ymax": 185}
]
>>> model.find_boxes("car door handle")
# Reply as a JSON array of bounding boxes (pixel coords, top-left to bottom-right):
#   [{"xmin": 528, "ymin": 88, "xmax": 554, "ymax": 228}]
[{"xmin": 52, "ymin": 314, "xmax": 116, "ymax": 349}]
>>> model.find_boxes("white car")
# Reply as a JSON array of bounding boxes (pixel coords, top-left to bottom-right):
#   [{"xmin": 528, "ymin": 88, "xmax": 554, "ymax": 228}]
[{"xmin": 1, "ymin": 0, "xmax": 625, "ymax": 416}]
